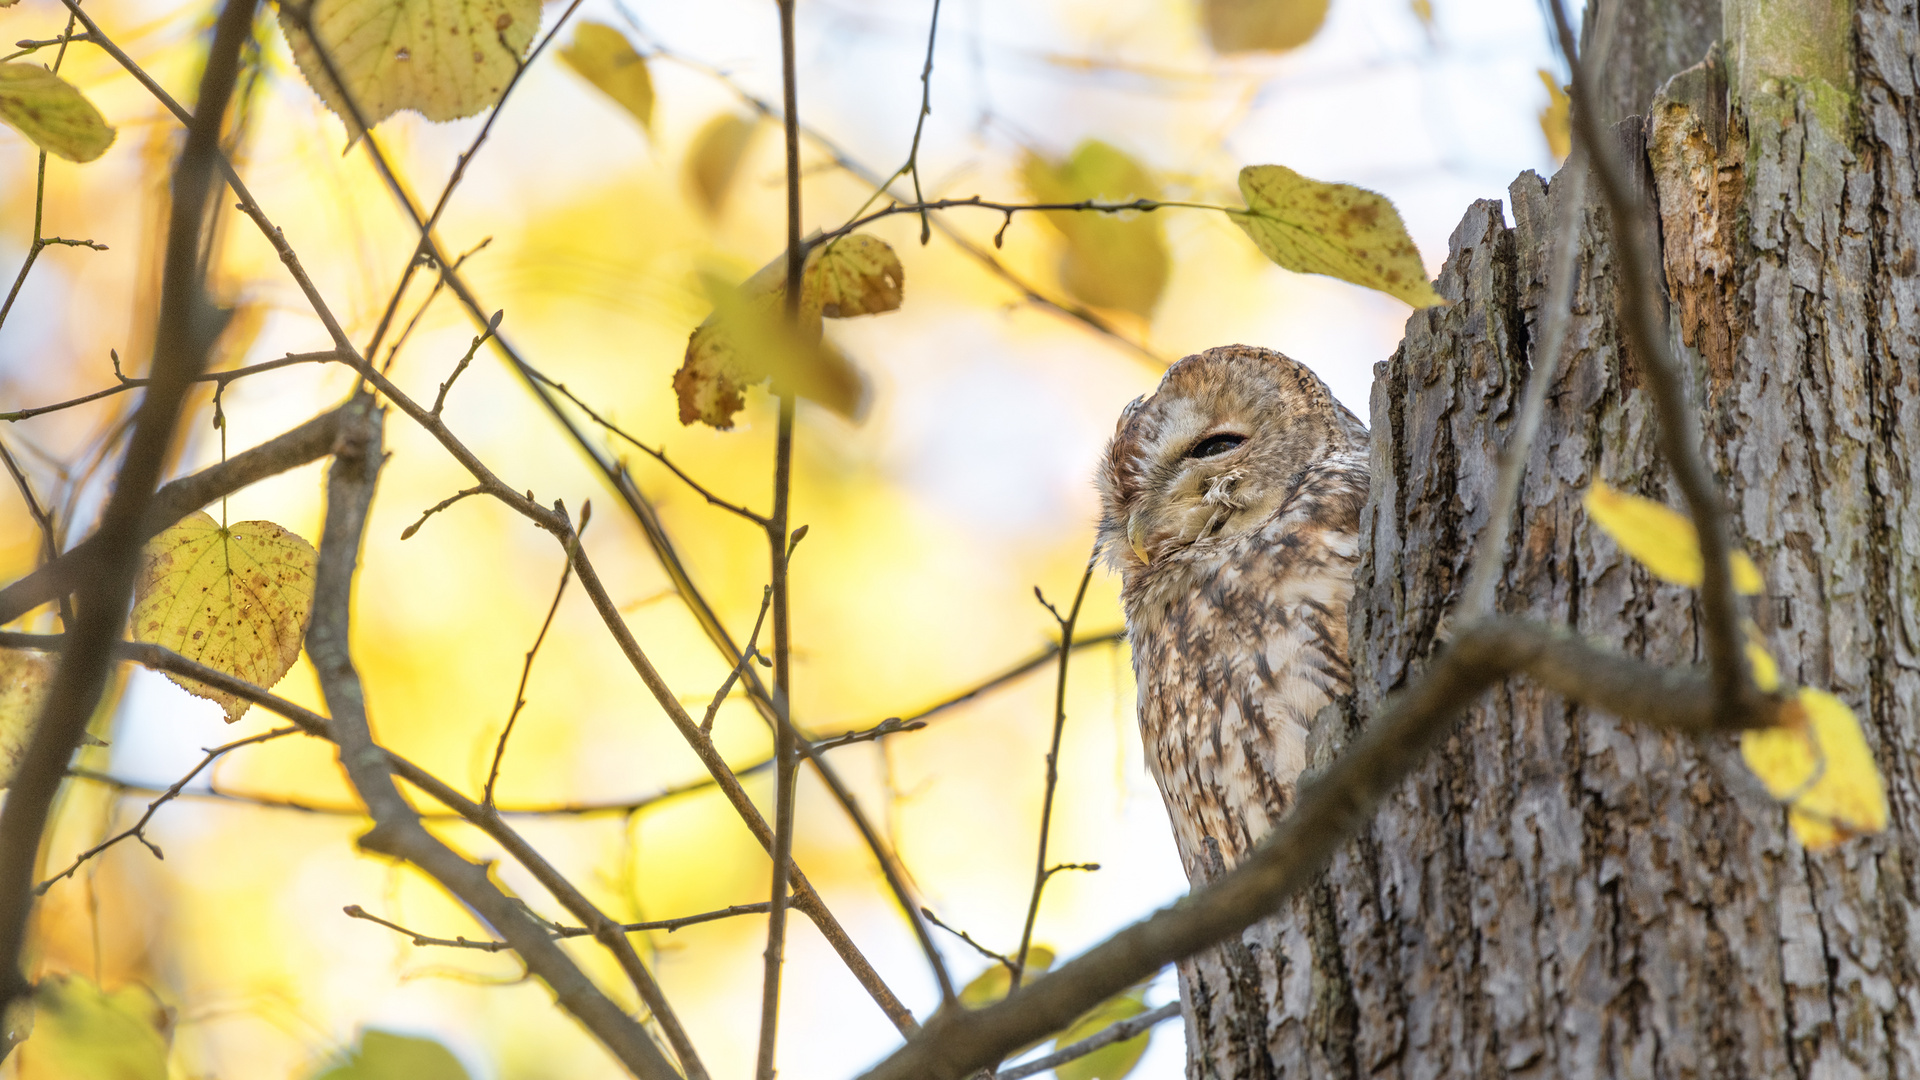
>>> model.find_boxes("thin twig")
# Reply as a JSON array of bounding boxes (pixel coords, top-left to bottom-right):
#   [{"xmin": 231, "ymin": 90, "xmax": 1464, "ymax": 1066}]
[
  {"xmin": 1, "ymin": 351, "xmax": 344, "ymax": 423},
  {"xmin": 756, "ymin": 1, "xmax": 808, "ymax": 1059},
  {"xmin": 483, "ymin": 503, "xmax": 587, "ymax": 808},
  {"xmin": 1009, "ymin": 561, "xmax": 1093, "ymax": 996},
  {"xmin": 996, "ymin": 1001, "xmax": 1182, "ymax": 1080},
  {"xmin": 36, "ymin": 727, "xmax": 299, "ymax": 893},
  {"xmin": 430, "ymin": 311, "xmax": 501, "ymax": 417},
  {"xmin": 904, "ymin": 0, "xmax": 943, "ymax": 244},
  {"xmin": 344, "ymin": 899, "xmax": 776, "ymax": 951},
  {"xmin": 398, "ymin": 485, "xmax": 486, "ymax": 540},
  {"xmin": 921, "ymin": 907, "xmax": 1017, "ymax": 971},
  {"xmin": 523, "ymin": 366, "xmax": 768, "ymax": 525},
  {"xmin": 703, "ymin": 586, "xmax": 773, "ymax": 733},
  {"xmin": 0, "ymin": 437, "xmax": 71, "ymax": 628},
  {"xmin": 1545, "ymin": 0, "xmax": 1763, "ymax": 726}
]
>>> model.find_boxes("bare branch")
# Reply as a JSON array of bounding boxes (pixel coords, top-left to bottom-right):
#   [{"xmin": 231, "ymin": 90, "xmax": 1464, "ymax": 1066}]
[
  {"xmin": 920, "ymin": 907, "xmax": 1017, "ymax": 972},
  {"xmin": 301, "ymin": 403, "xmax": 687, "ymax": 1080},
  {"xmin": 0, "ymin": 0, "xmax": 260, "ymax": 1023},
  {"xmin": 398, "ymin": 486, "xmax": 486, "ymax": 540}
]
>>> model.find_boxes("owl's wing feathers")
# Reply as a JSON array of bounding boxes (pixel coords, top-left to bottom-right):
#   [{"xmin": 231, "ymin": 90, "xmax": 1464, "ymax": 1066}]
[{"xmin": 1133, "ymin": 443, "xmax": 1367, "ymax": 881}]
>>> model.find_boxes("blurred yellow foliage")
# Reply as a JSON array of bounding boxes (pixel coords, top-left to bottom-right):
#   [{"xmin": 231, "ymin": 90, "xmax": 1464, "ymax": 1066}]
[{"xmin": 1582, "ymin": 481, "xmax": 1763, "ymax": 593}]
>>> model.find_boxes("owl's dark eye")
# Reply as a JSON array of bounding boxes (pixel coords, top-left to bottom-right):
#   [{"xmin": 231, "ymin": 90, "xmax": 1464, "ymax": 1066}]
[{"xmin": 1187, "ymin": 433, "xmax": 1246, "ymax": 459}]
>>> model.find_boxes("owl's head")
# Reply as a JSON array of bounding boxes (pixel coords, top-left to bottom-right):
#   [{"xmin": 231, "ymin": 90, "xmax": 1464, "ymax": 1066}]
[{"xmin": 1096, "ymin": 345, "xmax": 1363, "ymax": 573}]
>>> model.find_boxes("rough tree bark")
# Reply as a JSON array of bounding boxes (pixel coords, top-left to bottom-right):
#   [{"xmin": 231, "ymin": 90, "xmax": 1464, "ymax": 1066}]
[{"xmin": 1177, "ymin": 0, "xmax": 1920, "ymax": 1075}]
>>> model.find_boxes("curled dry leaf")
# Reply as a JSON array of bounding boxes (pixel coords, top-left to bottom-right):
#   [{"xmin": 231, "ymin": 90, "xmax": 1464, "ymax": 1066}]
[
  {"xmin": 1538, "ymin": 69, "xmax": 1571, "ymax": 162},
  {"xmin": 559, "ymin": 22, "xmax": 653, "ymax": 134},
  {"xmin": 1582, "ymin": 481, "xmax": 1764, "ymax": 593},
  {"xmin": 685, "ymin": 113, "xmax": 761, "ymax": 219},
  {"xmin": 0, "ymin": 64, "xmax": 116, "ymax": 163},
  {"xmin": 1233, "ymin": 164, "xmax": 1445, "ymax": 308},
  {"xmin": 0, "ymin": 649, "xmax": 53, "ymax": 789},
  {"xmin": 277, "ymin": 0, "xmax": 538, "ymax": 136},
  {"xmin": 1021, "ymin": 140, "xmax": 1169, "ymax": 318},
  {"xmin": 1202, "ymin": 0, "xmax": 1331, "ymax": 54},
  {"xmin": 1740, "ymin": 687, "xmax": 1889, "ymax": 850},
  {"xmin": 675, "ymin": 236, "xmax": 903, "ymax": 428},
  {"xmin": 132, "ymin": 512, "xmax": 318, "ymax": 722},
  {"xmin": 16, "ymin": 974, "xmax": 169, "ymax": 1080}
]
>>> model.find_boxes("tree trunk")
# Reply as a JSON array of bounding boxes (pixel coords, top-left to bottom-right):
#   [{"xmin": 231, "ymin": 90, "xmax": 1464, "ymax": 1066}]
[{"xmin": 1179, "ymin": 0, "xmax": 1920, "ymax": 1075}]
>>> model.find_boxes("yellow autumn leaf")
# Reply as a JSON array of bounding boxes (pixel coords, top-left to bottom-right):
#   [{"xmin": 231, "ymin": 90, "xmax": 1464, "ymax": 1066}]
[
  {"xmin": 674, "ymin": 268, "xmax": 867, "ymax": 429},
  {"xmin": 559, "ymin": 22, "xmax": 653, "ymax": 135},
  {"xmin": 16, "ymin": 974, "xmax": 169, "ymax": 1080},
  {"xmin": 812, "ymin": 234, "xmax": 905, "ymax": 318},
  {"xmin": 1538, "ymin": 70, "xmax": 1570, "ymax": 162},
  {"xmin": 1233, "ymin": 164, "xmax": 1445, "ymax": 308},
  {"xmin": 0, "ymin": 649, "xmax": 53, "ymax": 789},
  {"xmin": 1410, "ymin": 0, "xmax": 1434, "ymax": 27},
  {"xmin": 0, "ymin": 64, "xmax": 116, "ymax": 163},
  {"xmin": 1022, "ymin": 141, "xmax": 1170, "ymax": 318},
  {"xmin": 685, "ymin": 113, "xmax": 761, "ymax": 219},
  {"xmin": 957, "ymin": 946, "xmax": 1054, "ymax": 1008},
  {"xmin": 1054, "ymin": 988, "xmax": 1153, "ymax": 1080},
  {"xmin": 1583, "ymin": 481, "xmax": 1763, "ymax": 593},
  {"xmin": 1201, "ymin": 0, "xmax": 1331, "ymax": 54},
  {"xmin": 1740, "ymin": 687, "xmax": 1888, "ymax": 850},
  {"xmin": 276, "ymin": 0, "xmax": 538, "ymax": 136},
  {"xmin": 131, "ymin": 512, "xmax": 318, "ymax": 723}
]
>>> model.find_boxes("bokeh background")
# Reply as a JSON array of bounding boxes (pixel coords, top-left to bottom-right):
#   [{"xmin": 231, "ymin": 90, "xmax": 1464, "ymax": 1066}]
[{"xmin": 0, "ymin": 0, "xmax": 1564, "ymax": 1073}]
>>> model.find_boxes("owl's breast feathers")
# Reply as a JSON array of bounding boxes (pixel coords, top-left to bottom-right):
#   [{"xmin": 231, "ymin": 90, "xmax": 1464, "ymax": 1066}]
[{"xmin": 1125, "ymin": 444, "xmax": 1368, "ymax": 884}]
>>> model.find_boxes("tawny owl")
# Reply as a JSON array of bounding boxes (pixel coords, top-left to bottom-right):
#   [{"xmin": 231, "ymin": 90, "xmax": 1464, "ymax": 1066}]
[{"xmin": 1096, "ymin": 344, "xmax": 1368, "ymax": 887}]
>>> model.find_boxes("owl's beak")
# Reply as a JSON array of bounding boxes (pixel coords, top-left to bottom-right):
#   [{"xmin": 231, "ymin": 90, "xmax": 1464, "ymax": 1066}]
[{"xmin": 1127, "ymin": 512, "xmax": 1151, "ymax": 564}]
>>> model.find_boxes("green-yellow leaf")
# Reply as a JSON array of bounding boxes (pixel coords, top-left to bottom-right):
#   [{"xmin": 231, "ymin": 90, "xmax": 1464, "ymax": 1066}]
[
  {"xmin": 276, "ymin": 0, "xmax": 538, "ymax": 136},
  {"xmin": 1233, "ymin": 164, "xmax": 1443, "ymax": 308},
  {"xmin": 559, "ymin": 22, "xmax": 653, "ymax": 134},
  {"xmin": 1054, "ymin": 988, "xmax": 1153, "ymax": 1080},
  {"xmin": 16, "ymin": 974, "xmax": 169, "ymax": 1080},
  {"xmin": 1583, "ymin": 481, "xmax": 1764, "ymax": 594},
  {"xmin": 1022, "ymin": 141, "xmax": 1169, "ymax": 318},
  {"xmin": 131, "ymin": 512, "xmax": 318, "ymax": 723},
  {"xmin": 0, "ymin": 649, "xmax": 53, "ymax": 789},
  {"xmin": 812, "ymin": 234, "xmax": 905, "ymax": 318},
  {"xmin": 311, "ymin": 1029, "xmax": 470, "ymax": 1080},
  {"xmin": 685, "ymin": 113, "xmax": 761, "ymax": 219},
  {"xmin": 0, "ymin": 64, "xmax": 116, "ymax": 163},
  {"xmin": 1740, "ymin": 687, "xmax": 1889, "ymax": 850},
  {"xmin": 958, "ymin": 946, "xmax": 1054, "ymax": 1009},
  {"xmin": 1202, "ymin": 0, "xmax": 1331, "ymax": 54},
  {"xmin": 675, "ymin": 266, "xmax": 867, "ymax": 429},
  {"xmin": 1538, "ymin": 70, "xmax": 1570, "ymax": 162}
]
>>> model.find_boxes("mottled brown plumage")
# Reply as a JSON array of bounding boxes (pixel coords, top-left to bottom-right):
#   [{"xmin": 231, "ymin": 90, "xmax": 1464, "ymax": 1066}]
[
  {"xmin": 1097, "ymin": 345, "xmax": 1368, "ymax": 1074},
  {"xmin": 1099, "ymin": 344, "xmax": 1369, "ymax": 882}
]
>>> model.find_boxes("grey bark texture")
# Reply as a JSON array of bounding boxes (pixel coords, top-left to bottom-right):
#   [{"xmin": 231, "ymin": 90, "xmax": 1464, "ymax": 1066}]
[{"xmin": 1177, "ymin": 0, "xmax": 1920, "ymax": 1075}]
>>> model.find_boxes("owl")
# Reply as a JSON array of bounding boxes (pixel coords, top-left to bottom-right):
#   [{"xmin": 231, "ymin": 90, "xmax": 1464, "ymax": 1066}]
[{"xmin": 1096, "ymin": 344, "xmax": 1369, "ymax": 888}]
